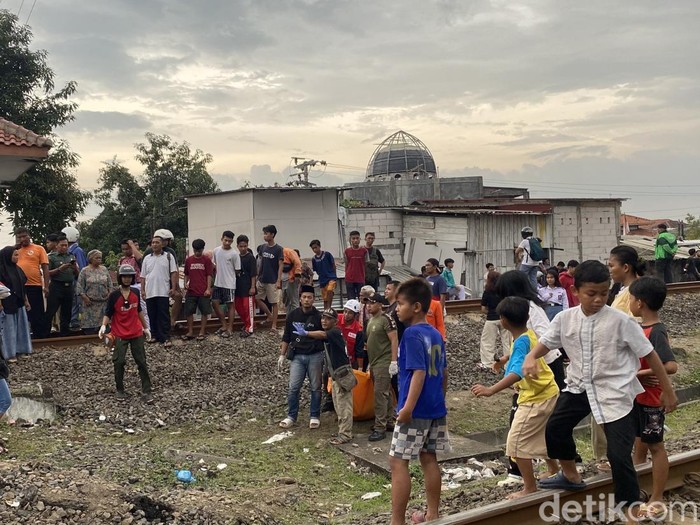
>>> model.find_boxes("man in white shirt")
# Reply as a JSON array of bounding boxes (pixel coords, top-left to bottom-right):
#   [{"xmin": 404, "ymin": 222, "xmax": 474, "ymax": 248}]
[
  {"xmin": 211, "ymin": 230, "xmax": 241, "ymax": 337},
  {"xmin": 523, "ymin": 260, "xmax": 677, "ymax": 518},
  {"xmin": 140, "ymin": 236, "xmax": 178, "ymax": 347},
  {"xmin": 515, "ymin": 227, "xmax": 539, "ymax": 291}
]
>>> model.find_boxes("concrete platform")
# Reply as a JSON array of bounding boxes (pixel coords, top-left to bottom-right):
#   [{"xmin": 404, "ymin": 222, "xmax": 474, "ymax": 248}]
[{"xmin": 337, "ymin": 424, "xmax": 502, "ymax": 475}]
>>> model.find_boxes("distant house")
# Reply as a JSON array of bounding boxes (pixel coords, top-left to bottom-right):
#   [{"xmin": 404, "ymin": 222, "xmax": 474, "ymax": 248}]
[
  {"xmin": 0, "ymin": 117, "xmax": 52, "ymax": 183},
  {"xmin": 621, "ymin": 214, "xmax": 681, "ymax": 237}
]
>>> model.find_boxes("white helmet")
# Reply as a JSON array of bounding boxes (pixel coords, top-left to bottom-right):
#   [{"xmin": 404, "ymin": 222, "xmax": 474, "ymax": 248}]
[
  {"xmin": 153, "ymin": 228, "xmax": 174, "ymax": 240},
  {"xmin": 61, "ymin": 226, "xmax": 79, "ymax": 243},
  {"xmin": 343, "ymin": 299, "xmax": 361, "ymax": 313}
]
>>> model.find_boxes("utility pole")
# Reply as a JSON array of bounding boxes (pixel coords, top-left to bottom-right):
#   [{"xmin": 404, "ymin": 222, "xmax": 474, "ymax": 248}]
[{"xmin": 287, "ymin": 158, "xmax": 326, "ymax": 187}]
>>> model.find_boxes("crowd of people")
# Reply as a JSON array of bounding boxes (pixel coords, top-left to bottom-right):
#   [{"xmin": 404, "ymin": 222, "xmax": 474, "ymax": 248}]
[{"xmin": 0, "ymin": 221, "xmax": 687, "ymax": 523}]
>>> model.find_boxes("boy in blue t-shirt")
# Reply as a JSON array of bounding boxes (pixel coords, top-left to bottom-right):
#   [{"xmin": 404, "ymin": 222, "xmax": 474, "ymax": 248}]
[
  {"xmin": 310, "ymin": 239, "xmax": 337, "ymax": 310},
  {"xmin": 389, "ymin": 278, "xmax": 449, "ymax": 525}
]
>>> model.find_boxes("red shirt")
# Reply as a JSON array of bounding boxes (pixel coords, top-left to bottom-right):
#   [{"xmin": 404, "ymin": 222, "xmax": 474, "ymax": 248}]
[
  {"xmin": 338, "ymin": 313, "xmax": 362, "ymax": 360},
  {"xmin": 185, "ymin": 255, "xmax": 214, "ymax": 297},
  {"xmin": 344, "ymin": 247, "xmax": 368, "ymax": 284},
  {"xmin": 637, "ymin": 324, "xmax": 675, "ymax": 407},
  {"xmin": 105, "ymin": 289, "xmax": 143, "ymax": 339},
  {"xmin": 559, "ymin": 271, "xmax": 579, "ymax": 307}
]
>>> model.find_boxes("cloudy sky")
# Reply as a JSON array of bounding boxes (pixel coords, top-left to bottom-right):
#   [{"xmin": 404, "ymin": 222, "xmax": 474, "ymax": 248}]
[{"xmin": 3, "ymin": 0, "xmax": 700, "ymax": 225}]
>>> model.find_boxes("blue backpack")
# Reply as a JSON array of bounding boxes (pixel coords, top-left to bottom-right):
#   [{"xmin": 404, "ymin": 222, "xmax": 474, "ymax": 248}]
[{"xmin": 527, "ymin": 238, "xmax": 545, "ymax": 262}]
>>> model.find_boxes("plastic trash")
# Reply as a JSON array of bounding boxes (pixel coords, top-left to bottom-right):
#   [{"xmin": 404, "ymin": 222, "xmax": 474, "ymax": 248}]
[
  {"xmin": 216, "ymin": 463, "xmax": 227, "ymax": 471},
  {"xmin": 262, "ymin": 431, "xmax": 293, "ymax": 444},
  {"xmin": 175, "ymin": 469, "xmax": 196, "ymax": 483},
  {"xmin": 360, "ymin": 492, "xmax": 382, "ymax": 500}
]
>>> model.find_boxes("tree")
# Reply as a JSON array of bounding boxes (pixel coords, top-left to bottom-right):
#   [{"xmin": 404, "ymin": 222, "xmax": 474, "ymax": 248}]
[
  {"xmin": 79, "ymin": 159, "xmax": 149, "ymax": 255},
  {"xmin": 82, "ymin": 134, "xmax": 219, "ymax": 258},
  {"xmin": 685, "ymin": 214, "xmax": 700, "ymax": 240},
  {"xmin": 135, "ymin": 133, "xmax": 219, "ymax": 251},
  {"xmin": 0, "ymin": 10, "xmax": 89, "ymax": 240}
]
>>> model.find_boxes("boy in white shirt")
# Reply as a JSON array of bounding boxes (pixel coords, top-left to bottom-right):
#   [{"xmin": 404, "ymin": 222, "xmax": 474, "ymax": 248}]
[{"xmin": 523, "ymin": 260, "xmax": 678, "ymax": 522}]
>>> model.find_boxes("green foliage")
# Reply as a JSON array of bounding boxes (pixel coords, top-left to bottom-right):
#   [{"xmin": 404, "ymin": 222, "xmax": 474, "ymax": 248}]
[
  {"xmin": 81, "ymin": 135, "xmax": 219, "ymax": 256},
  {"xmin": 0, "ymin": 10, "xmax": 88, "ymax": 241},
  {"xmin": 685, "ymin": 214, "xmax": 700, "ymax": 240},
  {"xmin": 340, "ymin": 198, "xmax": 364, "ymax": 208}
]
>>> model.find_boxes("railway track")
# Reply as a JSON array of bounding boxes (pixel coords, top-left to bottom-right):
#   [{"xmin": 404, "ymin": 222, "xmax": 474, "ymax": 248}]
[
  {"xmin": 29, "ymin": 280, "xmax": 700, "ymax": 349},
  {"xmin": 432, "ymin": 449, "xmax": 700, "ymax": 524}
]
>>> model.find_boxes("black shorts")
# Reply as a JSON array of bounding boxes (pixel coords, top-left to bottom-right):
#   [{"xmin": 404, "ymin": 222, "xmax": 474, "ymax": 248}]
[
  {"xmin": 184, "ymin": 295, "xmax": 212, "ymax": 317},
  {"xmin": 634, "ymin": 401, "xmax": 665, "ymax": 444}
]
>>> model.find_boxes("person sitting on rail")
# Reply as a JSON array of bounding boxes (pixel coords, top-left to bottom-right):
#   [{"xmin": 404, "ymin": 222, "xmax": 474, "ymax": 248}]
[
  {"xmin": 100, "ymin": 264, "xmax": 153, "ymax": 404},
  {"xmin": 472, "ymin": 296, "xmax": 559, "ymax": 499},
  {"xmin": 628, "ymin": 277, "xmax": 677, "ymax": 521},
  {"xmin": 522, "ymin": 260, "xmax": 678, "ymax": 523},
  {"xmin": 442, "ymin": 258, "xmax": 467, "ymax": 300},
  {"xmin": 389, "ymin": 278, "xmax": 449, "ymax": 525}
]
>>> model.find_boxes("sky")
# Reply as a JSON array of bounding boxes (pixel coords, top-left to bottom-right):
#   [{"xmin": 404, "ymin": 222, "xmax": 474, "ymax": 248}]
[{"xmin": 2, "ymin": 0, "xmax": 700, "ymax": 238}]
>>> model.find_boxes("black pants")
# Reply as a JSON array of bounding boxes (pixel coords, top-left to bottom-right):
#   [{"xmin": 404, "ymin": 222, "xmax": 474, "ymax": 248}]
[
  {"xmin": 46, "ymin": 281, "xmax": 74, "ymax": 336},
  {"xmin": 25, "ymin": 285, "xmax": 47, "ymax": 338},
  {"xmin": 656, "ymin": 259, "xmax": 673, "ymax": 284},
  {"xmin": 546, "ymin": 391, "xmax": 639, "ymax": 505},
  {"xmin": 549, "ymin": 356, "xmax": 567, "ymax": 391},
  {"xmin": 146, "ymin": 297, "xmax": 170, "ymax": 343}
]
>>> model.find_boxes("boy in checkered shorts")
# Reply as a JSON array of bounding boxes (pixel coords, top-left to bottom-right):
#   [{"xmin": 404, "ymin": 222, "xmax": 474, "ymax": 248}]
[{"xmin": 389, "ymin": 278, "xmax": 449, "ymax": 525}]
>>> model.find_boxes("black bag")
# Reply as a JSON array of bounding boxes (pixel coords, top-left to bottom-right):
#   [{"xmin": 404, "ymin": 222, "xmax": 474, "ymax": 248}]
[{"xmin": 0, "ymin": 360, "xmax": 9, "ymax": 380}]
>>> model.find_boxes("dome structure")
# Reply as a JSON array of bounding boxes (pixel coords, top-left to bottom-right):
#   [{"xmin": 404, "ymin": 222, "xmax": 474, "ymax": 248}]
[{"xmin": 366, "ymin": 130, "xmax": 438, "ymax": 181}]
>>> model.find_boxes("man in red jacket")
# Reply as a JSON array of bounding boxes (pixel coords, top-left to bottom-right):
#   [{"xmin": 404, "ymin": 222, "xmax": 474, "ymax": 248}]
[{"xmin": 558, "ymin": 259, "xmax": 579, "ymax": 307}]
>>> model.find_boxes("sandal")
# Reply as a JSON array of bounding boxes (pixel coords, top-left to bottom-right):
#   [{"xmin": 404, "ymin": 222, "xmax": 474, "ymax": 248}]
[
  {"xmin": 162, "ymin": 340, "xmax": 173, "ymax": 348},
  {"xmin": 181, "ymin": 335, "xmax": 195, "ymax": 341},
  {"xmin": 596, "ymin": 460, "xmax": 611, "ymax": 472},
  {"xmin": 214, "ymin": 328, "xmax": 226, "ymax": 335},
  {"xmin": 279, "ymin": 417, "xmax": 295, "ymax": 428},
  {"xmin": 221, "ymin": 331, "xmax": 232, "ymax": 338},
  {"xmin": 196, "ymin": 335, "xmax": 206, "ymax": 341},
  {"xmin": 638, "ymin": 502, "xmax": 665, "ymax": 521},
  {"xmin": 329, "ymin": 436, "xmax": 352, "ymax": 445}
]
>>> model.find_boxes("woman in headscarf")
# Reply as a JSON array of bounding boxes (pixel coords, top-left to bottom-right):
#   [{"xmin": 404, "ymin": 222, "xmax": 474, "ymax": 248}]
[
  {"xmin": 0, "ymin": 246, "xmax": 33, "ymax": 362},
  {"xmin": 76, "ymin": 250, "xmax": 114, "ymax": 334}
]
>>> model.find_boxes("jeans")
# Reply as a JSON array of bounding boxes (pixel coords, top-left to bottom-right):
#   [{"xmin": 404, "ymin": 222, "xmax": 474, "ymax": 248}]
[
  {"xmin": 146, "ymin": 296, "xmax": 171, "ymax": 343},
  {"xmin": 287, "ymin": 351, "xmax": 324, "ymax": 421},
  {"xmin": 519, "ymin": 264, "xmax": 539, "ymax": 291},
  {"xmin": 0, "ymin": 378, "xmax": 11, "ymax": 415},
  {"xmin": 546, "ymin": 391, "xmax": 639, "ymax": 505}
]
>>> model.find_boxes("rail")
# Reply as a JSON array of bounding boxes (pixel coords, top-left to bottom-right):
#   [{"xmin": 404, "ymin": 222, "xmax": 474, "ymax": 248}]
[
  {"xmin": 432, "ymin": 449, "xmax": 700, "ymax": 524},
  {"xmin": 29, "ymin": 280, "xmax": 700, "ymax": 349}
]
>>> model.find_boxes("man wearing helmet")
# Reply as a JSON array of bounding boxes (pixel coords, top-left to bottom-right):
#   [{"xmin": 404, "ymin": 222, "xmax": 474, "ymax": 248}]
[
  {"xmin": 61, "ymin": 226, "xmax": 88, "ymax": 332},
  {"xmin": 100, "ymin": 265, "xmax": 153, "ymax": 403},
  {"xmin": 515, "ymin": 226, "xmax": 540, "ymax": 290}
]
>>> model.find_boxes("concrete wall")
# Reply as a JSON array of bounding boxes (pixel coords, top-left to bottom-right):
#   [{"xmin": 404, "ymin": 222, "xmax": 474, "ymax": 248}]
[
  {"xmin": 343, "ymin": 176, "xmax": 483, "ymax": 207},
  {"xmin": 552, "ymin": 202, "xmax": 621, "ymax": 263},
  {"xmin": 187, "ymin": 189, "xmax": 341, "ymax": 259},
  {"xmin": 187, "ymin": 191, "xmax": 255, "ymax": 252},
  {"xmin": 344, "ymin": 208, "xmax": 403, "ymax": 267}
]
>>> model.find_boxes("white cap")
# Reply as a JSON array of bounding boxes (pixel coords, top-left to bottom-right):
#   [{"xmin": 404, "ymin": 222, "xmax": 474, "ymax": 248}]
[
  {"xmin": 61, "ymin": 226, "xmax": 79, "ymax": 243},
  {"xmin": 343, "ymin": 299, "xmax": 361, "ymax": 313},
  {"xmin": 153, "ymin": 228, "xmax": 174, "ymax": 240}
]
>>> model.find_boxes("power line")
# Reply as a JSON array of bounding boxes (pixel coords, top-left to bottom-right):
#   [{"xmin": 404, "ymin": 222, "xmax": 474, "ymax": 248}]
[
  {"xmin": 25, "ymin": 0, "xmax": 37, "ymax": 24},
  {"xmin": 16, "ymin": 0, "xmax": 25, "ymax": 16}
]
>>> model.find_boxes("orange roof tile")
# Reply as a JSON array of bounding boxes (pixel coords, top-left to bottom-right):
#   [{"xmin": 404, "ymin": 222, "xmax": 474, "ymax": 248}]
[{"xmin": 0, "ymin": 117, "xmax": 53, "ymax": 148}]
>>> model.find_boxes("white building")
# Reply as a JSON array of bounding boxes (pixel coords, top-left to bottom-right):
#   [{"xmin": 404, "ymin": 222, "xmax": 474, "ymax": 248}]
[{"xmin": 186, "ymin": 187, "xmax": 342, "ymax": 257}]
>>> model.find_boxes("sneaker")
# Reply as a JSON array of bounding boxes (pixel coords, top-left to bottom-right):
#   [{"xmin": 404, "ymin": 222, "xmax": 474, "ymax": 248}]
[
  {"xmin": 115, "ymin": 391, "xmax": 128, "ymax": 401},
  {"xmin": 368, "ymin": 430, "xmax": 386, "ymax": 442},
  {"xmin": 142, "ymin": 393, "xmax": 154, "ymax": 404}
]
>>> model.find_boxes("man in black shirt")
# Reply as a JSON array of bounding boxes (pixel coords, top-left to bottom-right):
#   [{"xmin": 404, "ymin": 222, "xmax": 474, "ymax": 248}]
[
  {"xmin": 235, "ymin": 235, "xmax": 257, "ymax": 338},
  {"xmin": 277, "ymin": 285, "xmax": 323, "ymax": 429}
]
